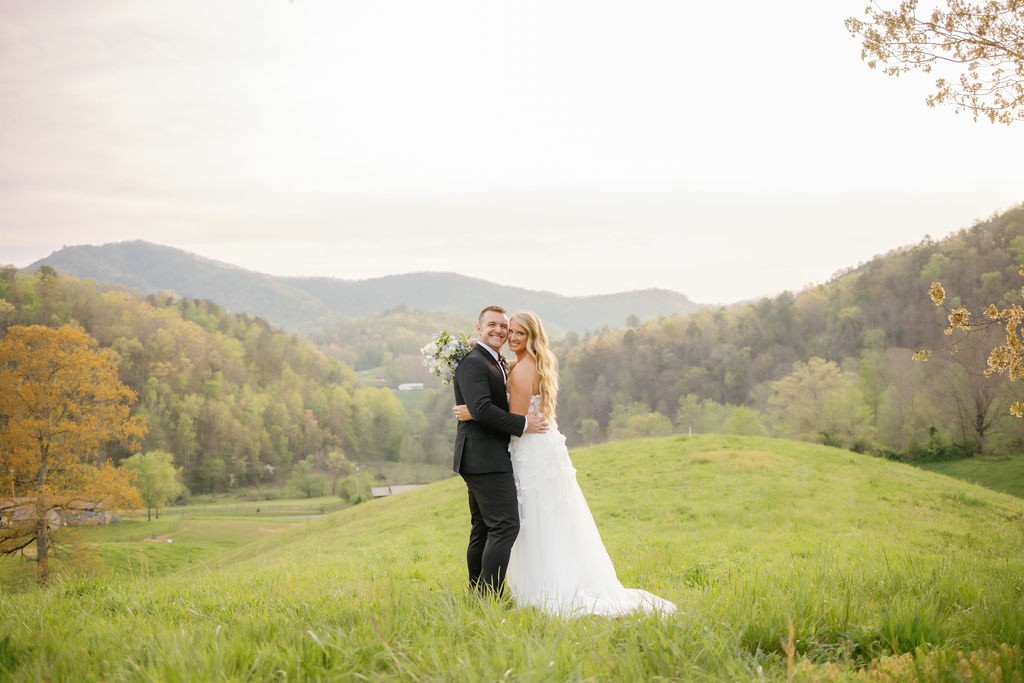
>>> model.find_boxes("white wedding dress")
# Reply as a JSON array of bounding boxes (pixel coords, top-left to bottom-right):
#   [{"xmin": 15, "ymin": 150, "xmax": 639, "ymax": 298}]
[{"xmin": 505, "ymin": 395, "xmax": 677, "ymax": 617}]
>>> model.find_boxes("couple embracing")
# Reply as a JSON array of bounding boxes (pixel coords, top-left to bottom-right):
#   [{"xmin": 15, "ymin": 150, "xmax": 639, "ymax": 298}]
[{"xmin": 452, "ymin": 305, "xmax": 676, "ymax": 617}]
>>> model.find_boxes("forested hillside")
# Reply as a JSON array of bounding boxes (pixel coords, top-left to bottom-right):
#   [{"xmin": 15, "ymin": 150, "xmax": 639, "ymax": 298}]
[
  {"xmin": 310, "ymin": 306, "xmax": 475, "ymax": 380},
  {"xmin": 5, "ymin": 203, "xmax": 1023, "ymax": 497},
  {"xmin": 0, "ymin": 268, "xmax": 426, "ymax": 493},
  {"xmin": 552, "ymin": 203, "xmax": 1024, "ymax": 460}
]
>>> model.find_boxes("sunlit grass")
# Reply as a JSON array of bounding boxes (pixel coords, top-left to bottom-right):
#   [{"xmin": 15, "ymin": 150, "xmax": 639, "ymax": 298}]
[{"xmin": 1, "ymin": 435, "xmax": 1022, "ymax": 681}]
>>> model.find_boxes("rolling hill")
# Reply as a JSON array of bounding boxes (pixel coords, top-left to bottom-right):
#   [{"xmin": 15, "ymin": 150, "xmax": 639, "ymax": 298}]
[
  {"xmin": 1, "ymin": 435, "xmax": 1021, "ymax": 680},
  {"xmin": 27, "ymin": 241, "xmax": 706, "ymax": 334}
]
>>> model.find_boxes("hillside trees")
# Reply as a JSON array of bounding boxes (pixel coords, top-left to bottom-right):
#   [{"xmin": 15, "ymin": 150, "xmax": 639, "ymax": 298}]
[
  {"xmin": 4, "ymin": 203, "xmax": 1024, "ymax": 476},
  {"xmin": 553, "ymin": 204, "xmax": 1024, "ymax": 457},
  {"xmin": 0, "ymin": 325, "xmax": 146, "ymax": 583},
  {"xmin": 0, "ymin": 269, "xmax": 423, "ymax": 495},
  {"xmin": 846, "ymin": 0, "xmax": 1024, "ymax": 124},
  {"xmin": 311, "ymin": 307, "xmax": 474, "ymax": 375}
]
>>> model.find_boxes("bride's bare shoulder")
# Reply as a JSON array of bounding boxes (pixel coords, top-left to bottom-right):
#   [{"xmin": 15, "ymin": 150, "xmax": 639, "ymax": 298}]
[
  {"xmin": 510, "ymin": 356, "xmax": 536, "ymax": 373},
  {"xmin": 508, "ymin": 358, "xmax": 539, "ymax": 395}
]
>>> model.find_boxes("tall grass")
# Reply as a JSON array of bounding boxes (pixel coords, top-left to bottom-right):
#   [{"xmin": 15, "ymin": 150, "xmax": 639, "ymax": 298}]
[{"xmin": 1, "ymin": 435, "xmax": 1022, "ymax": 681}]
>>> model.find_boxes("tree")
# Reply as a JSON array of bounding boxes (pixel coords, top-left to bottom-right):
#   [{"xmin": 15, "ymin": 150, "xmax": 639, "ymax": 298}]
[
  {"xmin": 577, "ymin": 418, "xmax": 601, "ymax": 445},
  {"xmin": 846, "ymin": 1, "xmax": 1024, "ymax": 124},
  {"xmin": 676, "ymin": 394, "xmax": 731, "ymax": 434},
  {"xmin": 923, "ymin": 276, "xmax": 1024, "ymax": 418},
  {"xmin": 766, "ymin": 358, "xmax": 873, "ymax": 448},
  {"xmin": 607, "ymin": 402, "xmax": 673, "ymax": 440},
  {"xmin": 324, "ymin": 449, "xmax": 353, "ymax": 495},
  {"xmin": 287, "ymin": 456, "xmax": 325, "ymax": 498},
  {"xmin": 0, "ymin": 325, "xmax": 146, "ymax": 583},
  {"xmin": 934, "ymin": 323, "xmax": 1011, "ymax": 453},
  {"xmin": 723, "ymin": 406, "xmax": 768, "ymax": 436},
  {"xmin": 121, "ymin": 450, "xmax": 185, "ymax": 521},
  {"xmin": 859, "ymin": 350, "xmax": 888, "ymax": 431}
]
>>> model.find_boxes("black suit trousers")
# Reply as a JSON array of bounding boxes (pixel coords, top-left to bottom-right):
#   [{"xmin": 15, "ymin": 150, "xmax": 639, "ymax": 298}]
[{"xmin": 461, "ymin": 471, "xmax": 520, "ymax": 594}]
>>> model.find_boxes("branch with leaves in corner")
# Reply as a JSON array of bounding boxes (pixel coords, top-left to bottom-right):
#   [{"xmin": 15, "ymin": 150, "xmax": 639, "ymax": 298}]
[
  {"xmin": 918, "ymin": 268, "xmax": 1024, "ymax": 415},
  {"xmin": 846, "ymin": 0, "xmax": 1024, "ymax": 124}
]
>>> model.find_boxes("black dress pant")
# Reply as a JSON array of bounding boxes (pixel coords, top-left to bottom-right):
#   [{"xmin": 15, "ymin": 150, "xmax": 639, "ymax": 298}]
[{"xmin": 460, "ymin": 471, "xmax": 520, "ymax": 594}]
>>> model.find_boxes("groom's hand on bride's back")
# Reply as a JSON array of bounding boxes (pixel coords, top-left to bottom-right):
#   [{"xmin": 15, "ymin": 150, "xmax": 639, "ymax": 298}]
[{"xmin": 524, "ymin": 413, "xmax": 548, "ymax": 434}]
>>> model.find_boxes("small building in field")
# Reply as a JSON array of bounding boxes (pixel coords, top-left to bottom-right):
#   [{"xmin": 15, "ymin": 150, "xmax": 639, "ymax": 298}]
[
  {"xmin": 398, "ymin": 383, "xmax": 424, "ymax": 391},
  {"xmin": 0, "ymin": 497, "xmax": 118, "ymax": 529}
]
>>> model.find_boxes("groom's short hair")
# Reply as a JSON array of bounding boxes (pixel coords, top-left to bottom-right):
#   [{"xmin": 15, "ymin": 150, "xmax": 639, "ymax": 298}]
[{"xmin": 478, "ymin": 305, "xmax": 507, "ymax": 322}]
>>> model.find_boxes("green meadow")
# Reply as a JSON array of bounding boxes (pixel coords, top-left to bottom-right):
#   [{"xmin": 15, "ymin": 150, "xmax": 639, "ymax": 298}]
[
  {"xmin": 917, "ymin": 456, "xmax": 1024, "ymax": 500},
  {"xmin": 1, "ymin": 435, "xmax": 1022, "ymax": 681}
]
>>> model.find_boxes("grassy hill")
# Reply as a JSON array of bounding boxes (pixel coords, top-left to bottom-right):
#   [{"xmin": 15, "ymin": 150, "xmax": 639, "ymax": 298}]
[
  {"xmin": 1, "ymin": 435, "xmax": 1022, "ymax": 681},
  {"xmin": 918, "ymin": 456, "xmax": 1024, "ymax": 499}
]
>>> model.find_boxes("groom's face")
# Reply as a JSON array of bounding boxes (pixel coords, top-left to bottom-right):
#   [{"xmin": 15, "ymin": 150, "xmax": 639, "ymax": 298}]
[{"xmin": 477, "ymin": 311, "xmax": 509, "ymax": 353}]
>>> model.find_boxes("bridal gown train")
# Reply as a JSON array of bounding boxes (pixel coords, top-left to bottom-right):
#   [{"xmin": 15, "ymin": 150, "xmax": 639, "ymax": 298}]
[{"xmin": 505, "ymin": 395, "xmax": 676, "ymax": 617}]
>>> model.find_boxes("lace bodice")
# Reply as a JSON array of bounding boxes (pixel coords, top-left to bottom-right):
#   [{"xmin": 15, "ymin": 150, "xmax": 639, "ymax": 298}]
[{"xmin": 506, "ymin": 393, "xmax": 546, "ymax": 421}]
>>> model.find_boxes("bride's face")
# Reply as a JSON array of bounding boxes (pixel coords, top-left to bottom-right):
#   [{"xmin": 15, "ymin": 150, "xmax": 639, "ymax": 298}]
[{"xmin": 508, "ymin": 319, "xmax": 529, "ymax": 355}]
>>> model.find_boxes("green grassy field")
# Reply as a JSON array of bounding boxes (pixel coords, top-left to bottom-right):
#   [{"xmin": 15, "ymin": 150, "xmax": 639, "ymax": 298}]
[
  {"xmin": 0, "ymin": 508, "xmax": 311, "ymax": 592},
  {"xmin": 917, "ymin": 455, "xmax": 1024, "ymax": 499},
  {"xmin": 1, "ymin": 435, "xmax": 1022, "ymax": 681},
  {"xmin": 171, "ymin": 494, "xmax": 347, "ymax": 517}
]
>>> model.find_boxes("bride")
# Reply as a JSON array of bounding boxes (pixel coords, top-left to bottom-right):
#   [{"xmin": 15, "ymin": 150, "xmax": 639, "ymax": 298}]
[{"xmin": 456, "ymin": 310, "xmax": 676, "ymax": 617}]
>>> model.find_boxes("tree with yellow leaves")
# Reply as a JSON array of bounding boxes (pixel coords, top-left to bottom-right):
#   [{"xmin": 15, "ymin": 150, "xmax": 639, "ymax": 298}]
[
  {"xmin": 846, "ymin": 1, "xmax": 1024, "ymax": 124},
  {"xmin": 0, "ymin": 324, "xmax": 145, "ymax": 583},
  {"xmin": 923, "ymin": 268, "xmax": 1024, "ymax": 417}
]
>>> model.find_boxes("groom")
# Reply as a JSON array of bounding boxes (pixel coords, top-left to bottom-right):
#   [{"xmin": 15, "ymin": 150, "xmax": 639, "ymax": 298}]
[{"xmin": 453, "ymin": 305, "xmax": 547, "ymax": 595}]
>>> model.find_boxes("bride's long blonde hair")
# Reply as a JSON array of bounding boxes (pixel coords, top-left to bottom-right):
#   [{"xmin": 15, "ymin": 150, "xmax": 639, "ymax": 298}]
[{"xmin": 511, "ymin": 310, "xmax": 559, "ymax": 420}]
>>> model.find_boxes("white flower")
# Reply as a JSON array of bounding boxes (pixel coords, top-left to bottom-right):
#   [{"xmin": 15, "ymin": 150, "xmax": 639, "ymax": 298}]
[{"xmin": 421, "ymin": 329, "xmax": 472, "ymax": 386}]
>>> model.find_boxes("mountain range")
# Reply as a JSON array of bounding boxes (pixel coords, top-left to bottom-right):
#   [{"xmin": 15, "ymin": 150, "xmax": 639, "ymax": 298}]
[{"xmin": 27, "ymin": 241, "xmax": 706, "ymax": 334}]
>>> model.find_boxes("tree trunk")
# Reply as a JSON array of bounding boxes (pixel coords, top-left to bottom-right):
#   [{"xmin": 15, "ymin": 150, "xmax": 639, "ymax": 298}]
[
  {"xmin": 35, "ymin": 512, "xmax": 49, "ymax": 585},
  {"xmin": 147, "ymin": 506, "xmax": 152, "ymax": 522},
  {"xmin": 36, "ymin": 446, "xmax": 50, "ymax": 584}
]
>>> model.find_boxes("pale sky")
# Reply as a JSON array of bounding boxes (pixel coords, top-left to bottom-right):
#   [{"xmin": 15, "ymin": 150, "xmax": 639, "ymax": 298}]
[{"xmin": 1, "ymin": 0, "xmax": 1020, "ymax": 304}]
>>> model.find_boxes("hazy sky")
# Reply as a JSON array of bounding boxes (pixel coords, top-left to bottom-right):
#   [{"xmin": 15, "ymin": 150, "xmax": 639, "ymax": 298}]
[{"xmin": 1, "ymin": 0, "xmax": 1020, "ymax": 304}]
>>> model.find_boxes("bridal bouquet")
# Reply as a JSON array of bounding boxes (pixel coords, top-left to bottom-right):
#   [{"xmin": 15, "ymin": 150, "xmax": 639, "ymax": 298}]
[{"xmin": 421, "ymin": 330, "xmax": 473, "ymax": 385}]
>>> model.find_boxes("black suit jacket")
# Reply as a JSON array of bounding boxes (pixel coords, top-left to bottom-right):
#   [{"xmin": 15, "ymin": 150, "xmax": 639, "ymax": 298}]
[{"xmin": 452, "ymin": 344, "xmax": 527, "ymax": 474}]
